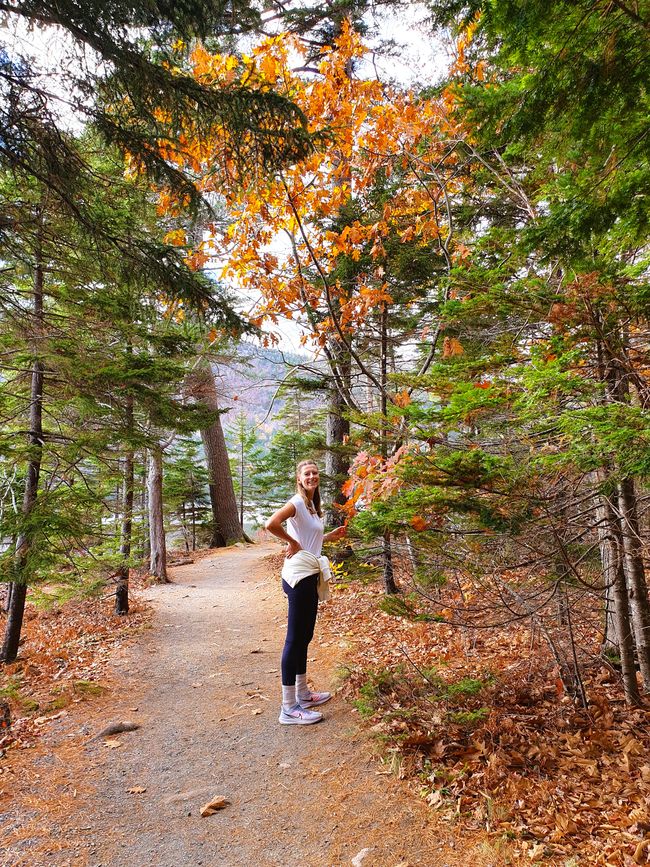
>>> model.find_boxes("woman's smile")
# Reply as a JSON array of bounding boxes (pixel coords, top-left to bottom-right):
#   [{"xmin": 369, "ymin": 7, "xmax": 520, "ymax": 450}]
[{"xmin": 300, "ymin": 469, "xmax": 319, "ymax": 489}]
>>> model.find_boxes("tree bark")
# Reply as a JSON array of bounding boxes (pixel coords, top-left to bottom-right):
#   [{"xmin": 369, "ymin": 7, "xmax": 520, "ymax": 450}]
[
  {"xmin": 148, "ymin": 446, "xmax": 168, "ymax": 583},
  {"xmin": 187, "ymin": 364, "xmax": 245, "ymax": 547},
  {"xmin": 1, "ymin": 218, "xmax": 45, "ymax": 663},
  {"xmin": 597, "ymin": 499, "xmax": 621, "ymax": 654},
  {"xmin": 601, "ymin": 492, "xmax": 643, "ymax": 705},
  {"xmin": 325, "ymin": 388, "xmax": 350, "ymax": 526},
  {"xmin": 140, "ymin": 459, "xmax": 149, "ymax": 560},
  {"xmin": 617, "ymin": 477, "xmax": 650, "ymax": 692},
  {"xmin": 379, "ymin": 303, "xmax": 398, "ymax": 594},
  {"xmin": 239, "ymin": 433, "xmax": 245, "ymax": 528},
  {"xmin": 3, "ymin": 582, "xmax": 13, "ymax": 615},
  {"xmin": 115, "ymin": 395, "xmax": 134, "ymax": 616},
  {"xmin": 597, "ymin": 332, "xmax": 647, "ymax": 698},
  {"xmin": 181, "ymin": 502, "xmax": 189, "ymax": 553}
]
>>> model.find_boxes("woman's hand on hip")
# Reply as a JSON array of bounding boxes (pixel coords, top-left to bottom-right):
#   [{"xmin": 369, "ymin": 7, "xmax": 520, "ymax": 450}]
[{"xmin": 285, "ymin": 539, "xmax": 302, "ymax": 559}]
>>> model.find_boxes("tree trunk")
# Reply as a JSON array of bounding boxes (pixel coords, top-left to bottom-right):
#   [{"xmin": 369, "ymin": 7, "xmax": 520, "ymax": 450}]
[
  {"xmin": 597, "ymin": 332, "xmax": 646, "ymax": 699},
  {"xmin": 187, "ymin": 364, "xmax": 244, "ymax": 547},
  {"xmin": 325, "ymin": 344, "xmax": 351, "ymax": 527},
  {"xmin": 239, "ymin": 435, "xmax": 245, "ymax": 528},
  {"xmin": 3, "ymin": 582, "xmax": 13, "ymax": 615},
  {"xmin": 114, "ymin": 475, "xmax": 121, "ymax": 532},
  {"xmin": 181, "ymin": 502, "xmax": 189, "ymax": 553},
  {"xmin": 595, "ymin": 481, "xmax": 620, "ymax": 653},
  {"xmin": 140, "ymin": 459, "xmax": 149, "ymax": 560},
  {"xmin": 618, "ymin": 477, "xmax": 650, "ymax": 692},
  {"xmin": 601, "ymin": 492, "xmax": 643, "ymax": 705},
  {"xmin": 148, "ymin": 446, "xmax": 168, "ymax": 583},
  {"xmin": 115, "ymin": 395, "xmax": 134, "ymax": 616},
  {"xmin": 379, "ymin": 304, "xmax": 398, "ymax": 594},
  {"xmin": 325, "ymin": 391, "xmax": 350, "ymax": 526},
  {"xmin": 1, "ymin": 221, "xmax": 45, "ymax": 663},
  {"xmin": 382, "ymin": 530, "xmax": 398, "ymax": 595}
]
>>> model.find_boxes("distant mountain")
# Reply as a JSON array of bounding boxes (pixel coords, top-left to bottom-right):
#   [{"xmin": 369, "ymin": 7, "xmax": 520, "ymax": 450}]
[{"xmin": 212, "ymin": 342, "xmax": 323, "ymax": 441}]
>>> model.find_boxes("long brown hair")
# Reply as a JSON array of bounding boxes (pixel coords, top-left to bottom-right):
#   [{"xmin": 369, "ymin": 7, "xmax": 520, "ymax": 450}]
[{"xmin": 296, "ymin": 459, "xmax": 322, "ymax": 517}]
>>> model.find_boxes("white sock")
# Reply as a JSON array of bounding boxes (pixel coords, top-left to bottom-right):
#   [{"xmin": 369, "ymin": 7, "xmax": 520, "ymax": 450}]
[
  {"xmin": 296, "ymin": 673, "xmax": 310, "ymax": 701},
  {"xmin": 282, "ymin": 685, "xmax": 296, "ymax": 711}
]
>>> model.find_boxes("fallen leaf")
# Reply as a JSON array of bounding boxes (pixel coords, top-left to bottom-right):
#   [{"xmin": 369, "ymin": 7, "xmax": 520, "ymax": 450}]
[
  {"xmin": 633, "ymin": 838, "xmax": 650, "ymax": 864},
  {"xmin": 34, "ymin": 710, "xmax": 67, "ymax": 726},
  {"xmin": 352, "ymin": 848, "xmax": 372, "ymax": 867},
  {"xmin": 200, "ymin": 795, "xmax": 230, "ymax": 817}
]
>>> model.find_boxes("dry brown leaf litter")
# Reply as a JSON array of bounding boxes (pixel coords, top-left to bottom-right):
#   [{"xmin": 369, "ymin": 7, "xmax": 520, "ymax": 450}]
[
  {"xmin": 311, "ymin": 554, "xmax": 650, "ymax": 867},
  {"xmin": 0, "ymin": 575, "xmax": 152, "ymax": 758}
]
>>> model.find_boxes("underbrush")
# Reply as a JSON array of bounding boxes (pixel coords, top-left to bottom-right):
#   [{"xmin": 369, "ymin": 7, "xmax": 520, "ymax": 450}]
[
  {"xmin": 0, "ymin": 573, "xmax": 152, "ymax": 756},
  {"xmin": 321, "ymin": 559, "xmax": 650, "ymax": 866}
]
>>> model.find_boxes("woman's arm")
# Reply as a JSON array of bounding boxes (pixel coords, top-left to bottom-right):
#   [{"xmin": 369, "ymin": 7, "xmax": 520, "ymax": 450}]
[
  {"xmin": 323, "ymin": 525, "xmax": 346, "ymax": 544},
  {"xmin": 265, "ymin": 502, "xmax": 301, "ymax": 557}
]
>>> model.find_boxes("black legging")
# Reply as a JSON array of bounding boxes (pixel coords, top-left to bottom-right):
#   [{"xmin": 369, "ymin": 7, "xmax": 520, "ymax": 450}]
[{"xmin": 281, "ymin": 573, "xmax": 319, "ymax": 686}]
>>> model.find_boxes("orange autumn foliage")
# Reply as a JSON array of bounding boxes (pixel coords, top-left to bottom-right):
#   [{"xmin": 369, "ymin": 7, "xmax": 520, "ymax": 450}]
[{"xmin": 159, "ymin": 20, "xmax": 463, "ymax": 338}]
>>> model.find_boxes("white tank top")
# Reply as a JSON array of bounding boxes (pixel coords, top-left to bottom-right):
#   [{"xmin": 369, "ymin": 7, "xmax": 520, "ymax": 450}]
[{"xmin": 286, "ymin": 493, "xmax": 324, "ymax": 557}]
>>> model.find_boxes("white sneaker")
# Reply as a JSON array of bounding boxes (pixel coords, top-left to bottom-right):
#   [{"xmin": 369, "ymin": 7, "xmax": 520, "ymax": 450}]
[
  {"xmin": 298, "ymin": 691, "xmax": 332, "ymax": 708},
  {"xmin": 278, "ymin": 704, "xmax": 323, "ymax": 725}
]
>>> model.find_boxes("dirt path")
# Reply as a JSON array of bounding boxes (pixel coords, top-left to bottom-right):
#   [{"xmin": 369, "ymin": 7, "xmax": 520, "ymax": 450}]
[{"xmin": 3, "ymin": 544, "xmax": 472, "ymax": 867}]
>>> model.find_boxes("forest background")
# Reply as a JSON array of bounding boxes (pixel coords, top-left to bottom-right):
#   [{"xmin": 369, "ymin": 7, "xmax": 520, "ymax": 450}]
[{"xmin": 1, "ymin": 0, "xmax": 649, "ymax": 864}]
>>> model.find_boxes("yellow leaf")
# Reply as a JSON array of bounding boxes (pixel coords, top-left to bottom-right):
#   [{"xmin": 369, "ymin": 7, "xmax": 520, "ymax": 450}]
[{"xmin": 163, "ymin": 228, "xmax": 187, "ymax": 247}]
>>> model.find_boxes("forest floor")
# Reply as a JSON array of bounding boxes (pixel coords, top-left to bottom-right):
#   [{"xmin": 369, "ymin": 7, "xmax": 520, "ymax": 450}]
[
  {"xmin": 0, "ymin": 542, "xmax": 503, "ymax": 867},
  {"xmin": 3, "ymin": 543, "xmax": 650, "ymax": 867}
]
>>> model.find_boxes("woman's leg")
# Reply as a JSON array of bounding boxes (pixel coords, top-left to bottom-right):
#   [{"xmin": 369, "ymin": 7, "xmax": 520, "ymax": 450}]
[
  {"xmin": 295, "ymin": 576, "xmax": 319, "ymax": 676},
  {"xmin": 288, "ymin": 576, "xmax": 331, "ymax": 708},
  {"xmin": 281, "ymin": 574, "xmax": 318, "ymax": 686},
  {"xmin": 279, "ymin": 575, "xmax": 322, "ymax": 724}
]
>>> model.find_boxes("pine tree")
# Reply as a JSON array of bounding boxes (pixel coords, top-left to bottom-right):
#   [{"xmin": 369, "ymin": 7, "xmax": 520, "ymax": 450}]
[
  {"xmin": 0, "ymin": 138, "xmax": 234, "ymax": 658},
  {"xmin": 226, "ymin": 411, "xmax": 265, "ymax": 529},
  {"xmin": 163, "ymin": 439, "xmax": 211, "ymax": 553}
]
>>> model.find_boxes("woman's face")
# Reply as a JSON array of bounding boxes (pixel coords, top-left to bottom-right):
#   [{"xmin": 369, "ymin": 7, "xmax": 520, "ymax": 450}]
[{"xmin": 298, "ymin": 463, "xmax": 319, "ymax": 493}]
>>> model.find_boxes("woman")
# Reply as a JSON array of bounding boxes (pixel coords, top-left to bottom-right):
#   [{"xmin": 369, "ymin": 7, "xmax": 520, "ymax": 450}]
[{"xmin": 265, "ymin": 460, "xmax": 346, "ymax": 725}]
